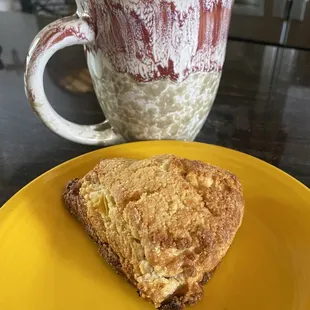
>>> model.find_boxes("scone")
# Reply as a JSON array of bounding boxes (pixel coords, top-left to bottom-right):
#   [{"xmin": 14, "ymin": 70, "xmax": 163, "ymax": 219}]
[{"xmin": 63, "ymin": 154, "xmax": 244, "ymax": 309}]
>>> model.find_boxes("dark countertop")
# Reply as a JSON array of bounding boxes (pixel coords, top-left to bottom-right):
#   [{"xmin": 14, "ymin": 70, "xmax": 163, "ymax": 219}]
[{"xmin": 0, "ymin": 12, "xmax": 309, "ymax": 206}]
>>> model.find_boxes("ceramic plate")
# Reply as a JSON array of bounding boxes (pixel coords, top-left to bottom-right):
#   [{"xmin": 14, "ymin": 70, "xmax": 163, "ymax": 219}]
[{"xmin": 1, "ymin": 141, "xmax": 310, "ymax": 310}]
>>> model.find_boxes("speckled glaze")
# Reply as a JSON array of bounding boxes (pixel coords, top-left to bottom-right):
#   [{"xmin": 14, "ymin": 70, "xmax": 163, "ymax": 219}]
[
  {"xmin": 25, "ymin": 0, "xmax": 233, "ymax": 145},
  {"xmin": 90, "ymin": 56, "xmax": 221, "ymax": 141}
]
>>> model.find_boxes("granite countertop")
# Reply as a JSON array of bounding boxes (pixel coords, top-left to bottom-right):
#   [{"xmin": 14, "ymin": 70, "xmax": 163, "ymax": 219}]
[{"xmin": 0, "ymin": 12, "xmax": 309, "ymax": 205}]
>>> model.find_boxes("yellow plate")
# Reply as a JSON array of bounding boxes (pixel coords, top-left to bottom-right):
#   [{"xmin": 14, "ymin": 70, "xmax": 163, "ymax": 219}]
[{"xmin": 1, "ymin": 141, "xmax": 310, "ymax": 310}]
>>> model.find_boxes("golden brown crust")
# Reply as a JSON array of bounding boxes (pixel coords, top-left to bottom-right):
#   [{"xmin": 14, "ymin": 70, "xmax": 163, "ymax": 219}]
[
  {"xmin": 64, "ymin": 179, "xmax": 216, "ymax": 310},
  {"xmin": 63, "ymin": 155, "xmax": 244, "ymax": 309}
]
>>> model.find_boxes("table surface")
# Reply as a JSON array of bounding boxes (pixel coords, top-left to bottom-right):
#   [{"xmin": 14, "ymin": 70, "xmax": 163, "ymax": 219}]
[{"xmin": 1, "ymin": 12, "xmax": 309, "ymax": 206}]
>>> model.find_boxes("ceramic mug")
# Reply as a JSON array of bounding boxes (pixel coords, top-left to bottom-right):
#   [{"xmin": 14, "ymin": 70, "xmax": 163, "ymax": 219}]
[{"xmin": 25, "ymin": 0, "xmax": 233, "ymax": 145}]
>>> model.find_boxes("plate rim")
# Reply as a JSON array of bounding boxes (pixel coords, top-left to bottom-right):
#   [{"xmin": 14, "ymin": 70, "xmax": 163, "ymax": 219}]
[{"xmin": 1, "ymin": 140, "xmax": 309, "ymax": 211}]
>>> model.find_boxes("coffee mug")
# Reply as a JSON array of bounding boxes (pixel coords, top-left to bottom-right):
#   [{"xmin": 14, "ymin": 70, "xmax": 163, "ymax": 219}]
[{"xmin": 25, "ymin": 0, "xmax": 233, "ymax": 145}]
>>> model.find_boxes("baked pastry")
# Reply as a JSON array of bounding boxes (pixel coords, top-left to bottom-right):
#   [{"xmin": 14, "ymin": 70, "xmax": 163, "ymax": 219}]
[{"xmin": 63, "ymin": 154, "xmax": 244, "ymax": 309}]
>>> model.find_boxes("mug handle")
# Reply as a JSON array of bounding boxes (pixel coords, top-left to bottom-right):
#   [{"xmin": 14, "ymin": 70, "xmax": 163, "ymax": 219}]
[{"xmin": 25, "ymin": 15, "xmax": 124, "ymax": 145}]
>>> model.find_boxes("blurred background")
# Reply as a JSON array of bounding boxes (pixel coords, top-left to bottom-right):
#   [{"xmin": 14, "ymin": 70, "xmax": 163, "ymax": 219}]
[{"xmin": 231, "ymin": 0, "xmax": 310, "ymax": 49}]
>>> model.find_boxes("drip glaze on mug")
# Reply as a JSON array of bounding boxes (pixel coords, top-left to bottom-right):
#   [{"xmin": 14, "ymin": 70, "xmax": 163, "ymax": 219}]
[{"xmin": 80, "ymin": 0, "xmax": 233, "ymax": 82}]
